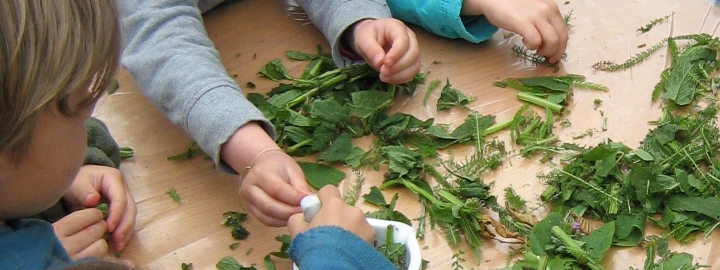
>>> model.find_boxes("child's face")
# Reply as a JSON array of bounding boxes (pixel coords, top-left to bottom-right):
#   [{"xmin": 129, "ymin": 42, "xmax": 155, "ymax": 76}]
[{"xmin": 0, "ymin": 92, "xmax": 94, "ymax": 220}]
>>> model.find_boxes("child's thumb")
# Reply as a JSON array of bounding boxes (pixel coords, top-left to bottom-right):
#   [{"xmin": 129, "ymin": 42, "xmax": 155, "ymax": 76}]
[{"xmin": 355, "ymin": 39, "xmax": 386, "ymax": 69}]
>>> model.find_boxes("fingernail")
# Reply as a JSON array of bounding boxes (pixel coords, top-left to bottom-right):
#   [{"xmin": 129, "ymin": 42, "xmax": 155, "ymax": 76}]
[{"xmin": 372, "ymin": 54, "xmax": 383, "ymax": 67}]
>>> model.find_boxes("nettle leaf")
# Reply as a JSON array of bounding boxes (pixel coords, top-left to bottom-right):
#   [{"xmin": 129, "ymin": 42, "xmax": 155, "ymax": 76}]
[
  {"xmin": 298, "ymin": 162, "xmax": 346, "ymax": 190},
  {"xmin": 283, "ymin": 126, "xmax": 312, "ymax": 143},
  {"xmin": 310, "ymin": 124, "xmax": 336, "ymax": 152},
  {"xmin": 287, "ymin": 110, "xmax": 315, "ymax": 127},
  {"xmin": 437, "ymin": 79, "xmax": 472, "ymax": 111},
  {"xmin": 613, "ymin": 213, "xmax": 645, "ymax": 246},
  {"xmin": 309, "ymin": 99, "xmax": 350, "ymax": 125},
  {"xmin": 529, "ymin": 212, "xmax": 563, "ymax": 256},
  {"xmin": 362, "ymin": 186, "xmax": 387, "ymax": 207},
  {"xmin": 318, "ymin": 133, "xmax": 367, "ymax": 168},
  {"xmin": 247, "ymin": 93, "xmax": 280, "ymax": 119},
  {"xmin": 651, "ymin": 252, "xmax": 696, "ymax": 270},
  {"xmin": 579, "ymin": 221, "xmax": 615, "ymax": 262},
  {"xmin": 377, "ymin": 113, "xmax": 433, "ymax": 141},
  {"xmin": 383, "ymin": 146, "xmax": 422, "ymax": 177},
  {"xmin": 259, "ymin": 59, "xmax": 290, "ymax": 81},
  {"xmin": 351, "ymin": 90, "xmax": 393, "ymax": 119}
]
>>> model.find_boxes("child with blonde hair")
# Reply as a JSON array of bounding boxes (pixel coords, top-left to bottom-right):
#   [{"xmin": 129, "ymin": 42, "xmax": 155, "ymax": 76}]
[{"xmin": 0, "ymin": 0, "xmax": 136, "ymax": 267}]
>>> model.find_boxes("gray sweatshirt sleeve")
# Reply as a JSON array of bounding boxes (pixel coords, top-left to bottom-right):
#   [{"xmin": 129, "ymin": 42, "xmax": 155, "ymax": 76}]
[
  {"xmin": 294, "ymin": 0, "xmax": 392, "ymax": 68},
  {"xmin": 117, "ymin": 0, "xmax": 275, "ymax": 173}
]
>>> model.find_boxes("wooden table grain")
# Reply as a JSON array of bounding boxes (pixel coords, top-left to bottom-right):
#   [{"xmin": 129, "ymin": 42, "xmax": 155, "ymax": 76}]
[{"xmin": 94, "ymin": 0, "xmax": 720, "ymax": 269}]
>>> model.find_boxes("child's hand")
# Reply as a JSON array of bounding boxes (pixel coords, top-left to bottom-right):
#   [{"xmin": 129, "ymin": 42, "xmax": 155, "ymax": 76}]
[
  {"xmin": 53, "ymin": 208, "xmax": 108, "ymax": 260},
  {"xmin": 463, "ymin": 0, "xmax": 568, "ymax": 63},
  {"xmin": 288, "ymin": 185, "xmax": 375, "ymax": 244},
  {"xmin": 62, "ymin": 165, "xmax": 137, "ymax": 251},
  {"xmin": 240, "ymin": 150, "xmax": 313, "ymax": 227},
  {"xmin": 346, "ymin": 18, "xmax": 421, "ymax": 84}
]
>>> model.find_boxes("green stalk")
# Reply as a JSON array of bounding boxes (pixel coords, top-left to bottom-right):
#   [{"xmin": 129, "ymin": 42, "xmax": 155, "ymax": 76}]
[
  {"xmin": 285, "ymin": 74, "xmax": 348, "ymax": 109},
  {"xmin": 482, "ymin": 119, "xmax": 513, "ymax": 137},
  {"xmin": 286, "ymin": 138, "xmax": 312, "ymax": 154},
  {"xmin": 120, "ymin": 147, "xmax": 134, "ymax": 159},
  {"xmin": 518, "ymin": 92, "xmax": 563, "ymax": 113},
  {"xmin": 551, "ymin": 226, "xmax": 603, "ymax": 270},
  {"xmin": 540, "ymin": 185, "xmax": 559, "ymax": 201}
]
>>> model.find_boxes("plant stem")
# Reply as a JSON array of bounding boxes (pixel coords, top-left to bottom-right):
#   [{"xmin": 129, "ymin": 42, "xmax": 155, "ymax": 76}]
[
  {"xmin": 482, "ymin": 119, "xmax": 513, "ymax": 137},
  {"xmin": 287, "ymin": 138, "xmax": 312, "ymax": 154},
  {"xmin": 518, "ymin": 92, "xmax": 563, "ymax": 113}
]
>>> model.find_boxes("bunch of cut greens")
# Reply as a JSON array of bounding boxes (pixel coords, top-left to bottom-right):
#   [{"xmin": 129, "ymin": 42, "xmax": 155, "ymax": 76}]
[
  {"xmin": 540, "ymin": 105, "xmax": 720, "ymax": 245},
  {"xmin": 494, "ymin": 74, "xmax": 608, "ymax": 113},
  {"xmin": 510, "ymin": 104, "xmax": 561, "ymax": 162},
  {"xmin": 248, "ymin": 47, "xmax": 426, "ymax": 157},
  {"xmin": 593, "ymin": 34, "xmax": 720, "ymax": 106}
]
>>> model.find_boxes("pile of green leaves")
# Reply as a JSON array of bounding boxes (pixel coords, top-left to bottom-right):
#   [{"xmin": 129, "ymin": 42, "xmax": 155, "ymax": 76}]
[
  {"xmin": 495, "ymin": 74, "xmax": 607, "ymax": 113},
  {"xmin": 593, "ymin": 34, "xmax": 720, "ymax": 106},
  {"xmin": 507, "ymin": 212, "xmax": 615, "ymax": 270},
  {"xmin": 510, "ymin": 104, "xmax": 561, "ymax": 162},
  {"xmin": 540, "ymin": 105, "xmax": 720, "ymax": 245},
  {"xmin": 630, "ymin": 235, "xmax": 705, "ymax": 270},
  {"xmin": 248, "ymin": 48, "xmax": 424, "ymax": 157},
  {"xmin": 221, "ymin": 211, "xmax": 250, "ymax": 240}
]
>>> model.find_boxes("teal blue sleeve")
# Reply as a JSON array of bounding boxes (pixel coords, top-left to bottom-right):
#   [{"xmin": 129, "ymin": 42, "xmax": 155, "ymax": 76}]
[
  {"xmin": 289, "ymin": 226, "xmax": 399, "ymax": 270},
  {"xmin": 386, "ymin": 0, "xmax": 498, "ymax": 43}
]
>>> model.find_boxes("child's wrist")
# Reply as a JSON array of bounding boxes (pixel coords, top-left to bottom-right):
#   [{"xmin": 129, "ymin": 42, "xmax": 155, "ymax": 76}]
[{"xmin": 340, "ymin": 19, "xmax": 373, "ymax": 61}]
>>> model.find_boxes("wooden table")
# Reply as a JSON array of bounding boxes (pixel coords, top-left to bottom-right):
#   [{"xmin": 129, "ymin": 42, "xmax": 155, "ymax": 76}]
[{"xmin": 94, "ymin": 0, "xmax": 720, "ymax": 269}]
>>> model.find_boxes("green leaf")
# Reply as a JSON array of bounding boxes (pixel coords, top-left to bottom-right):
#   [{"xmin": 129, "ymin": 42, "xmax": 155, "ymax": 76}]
[
  {"xmin": 267, "ymin": 89, "xmax": 303, "ymax": 108},
  {"xmin": 298, "ymin": 162, "xmax": 346, "ymax": 189},
  {"xmin": 614, "ymin": 213, "xmax": 645, "ymax": 246},
  {"xmin": 318, "ymin": 133, "xmax": 367, "ymax": 168},
  {"xmin": 263, "ymin": 255, "xmax": 276, "ymax": 270},
  {"xmin": 258, "ymin": 59, "xmax": 290, "ymax": 81},
  {"xmin": 437, "ymin": 79, "xmax": 472, "ymax": 110},
  {"xmin": 309, "ymin": 99, "xmax": 350, "ymax": 125},
  {"xmin": 362, "ymin": 186, "xmax": 387, "ymax": 207},
  {"xmin": 350, "ymin": 90, "xmax": 393, "ymax": 120},
  {"xmin": 633, "ymin": 149, "xmax": 654, "ymax": 161},
  {"xmin": 529, "ymin": 212, "xmax": 563, "ymax": 256},
  {"xmin": 286, "ymin": 50, "xmax": 318, "ymax": 61},
  {"xmin": 667, "ymin": 195, "xmax": 720, "ymax": 220},
  {"xmin": 519, "ymin": 76, "xmax": 571, "ymax": 92},
  {"xmin": 423, "ymin": 79, "xmax": 442, "ymax": 105},
  {"xmin": 283, "ymin": 126, "xmax": 312, "ymax": 144},
  {"xmin": 216, "ymin": 256, "xmax": 256, "ymax": 270},
  {"xmin": 579, "ymin": 221, "xmax": 615, "ymax": 262},
  {"xmin": 383, "ymin": 146, "xmax": 422, "ymax": 178}
]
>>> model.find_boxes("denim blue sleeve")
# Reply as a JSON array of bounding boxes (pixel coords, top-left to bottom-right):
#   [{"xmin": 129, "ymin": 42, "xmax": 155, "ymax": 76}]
[
  {"xmin": 289, "ymin": 226, "xmax": 399, "ymax": 270},
  {"xmin": 386, "ymin": 0, "xmax": 499, "ymax": 43}
]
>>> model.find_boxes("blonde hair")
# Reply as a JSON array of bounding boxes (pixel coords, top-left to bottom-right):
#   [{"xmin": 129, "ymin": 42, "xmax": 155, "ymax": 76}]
[{"xmin": 0, "ymin": 0, "xmax": 121, "ymax": 158}]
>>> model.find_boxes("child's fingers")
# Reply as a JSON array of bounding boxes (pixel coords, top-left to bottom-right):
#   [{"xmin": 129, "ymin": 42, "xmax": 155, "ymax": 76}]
[
  {"xmin": 518, "ymin": 23, "xmax": 542, "ymax": 50},
  {"xmin": 317, "ymin": 185, "xmax": 342, "ymax": 201},
  {"xmin": 74, "ymin": 238, "xmax": 109, "ymax": 260},
  {"xmin": 380, "ymin": 60, "xmax": 421, "ymax": 84},
  {"xmin": 353, "ymin": 26, "xmax": 386, "ymax": 68},
  {"xmin": 382, "ymin": 29, "xmax": 420, "ymax": 83},
  {"xmin": 287, "ymin": 213, "xmax": 309, "ymax": 239},
  {"xmin": 111, "ymin": 190, "xmax": 137, "ymax": 251},
  {"xmin": 547, "ymin": 14, "xmax": 568, "ymax": 63},
  {"xmin": 285, "ymin": 160, "xmax": 313, "ymax": 195},
  {"xmin": 534, "ymin": 21, "xmax": 560, "ymax": 61},
  {"xmin": 241, "ymin": 183, "xmax": 300, "ymax": 226},
  {"xmin": 381, "ymin": 24, "xmax": 412, "ymax": 68},
  {"xmin": 54, "ymin": 208, "xmax": 104, "ymax": 237}
]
